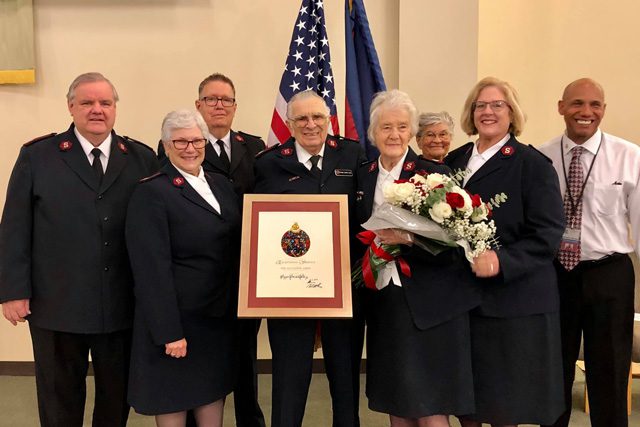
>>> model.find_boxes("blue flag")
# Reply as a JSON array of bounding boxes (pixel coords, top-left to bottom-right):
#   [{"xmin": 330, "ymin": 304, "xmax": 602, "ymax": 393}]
[{"xmin": 344, "ymin": 0, "xmax": 386, "ymax": 160}]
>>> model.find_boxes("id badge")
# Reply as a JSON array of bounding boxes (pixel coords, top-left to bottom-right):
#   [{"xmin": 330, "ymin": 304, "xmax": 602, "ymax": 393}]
[{"xmin": 559, "ymin": 227, "xmax": 581, "ymax": 253}]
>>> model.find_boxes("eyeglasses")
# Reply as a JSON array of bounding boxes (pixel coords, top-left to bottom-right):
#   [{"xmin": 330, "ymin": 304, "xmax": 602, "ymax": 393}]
[
  {"xmin": 473, "ymin": 100, "xmax": 510, "ymax": 112},
  {"xmin": 289, "ymin": 113, "xmax": 329, "ymax": 128},
  {"xmin": 424, "ymin": 131, "xmax": 451, "ymax": 140},
  {"xmin": 171, "ymin": 138, "xmax": 207, "ymax": 150},
  {"xmin": 200, "ymin": 96, "xmax": 236, "ymax": 107}
]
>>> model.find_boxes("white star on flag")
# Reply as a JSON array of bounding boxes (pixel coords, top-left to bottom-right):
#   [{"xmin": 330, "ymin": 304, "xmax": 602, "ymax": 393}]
[{"xmin": 268, "ymin": 0, "xmax": 339, "ymax": 146}]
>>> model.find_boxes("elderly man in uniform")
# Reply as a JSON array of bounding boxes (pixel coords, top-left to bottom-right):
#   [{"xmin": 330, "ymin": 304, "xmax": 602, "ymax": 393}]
[
  {"xmin": 159, "ymin": 73, "xmax": 267, "ymax": 427},
  {"xmin": 254, "ymin": 90, "xmax": 366, "ymax": 427},
  {"xmin": 0, "ymin": 72, "xmax": 158, "ymax": 427},
  {"xmin": 540, "ymin": 78, "xmax": 640, "ymax": 427}
]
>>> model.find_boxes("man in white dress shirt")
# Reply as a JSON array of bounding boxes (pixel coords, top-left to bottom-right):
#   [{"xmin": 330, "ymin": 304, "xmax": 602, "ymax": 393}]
[{"xmin": 540, "ymin": 78, "xmax": 640, "ymax": 427}]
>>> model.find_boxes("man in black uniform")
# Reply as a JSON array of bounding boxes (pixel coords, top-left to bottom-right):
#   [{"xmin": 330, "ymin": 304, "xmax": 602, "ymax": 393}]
[
  {"xmin": 159, "ymin": 73, "xmax": 265, "ymax": 197},
  {"xmin": 254, "ymin": 90, "xmax": 366, "ymax": 427},
  {"xmin": 0, "ymin": 72, "xmax": 158, "ymax": 427},
  {"xmin": 159, "ymin": 73, "xmax": 267, "ymax": 427}
]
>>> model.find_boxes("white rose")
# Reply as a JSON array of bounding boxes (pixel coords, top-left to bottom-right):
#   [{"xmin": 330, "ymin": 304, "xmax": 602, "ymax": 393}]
[
  {"xmin": 382, "ymin": 183, "xmax": 397, "ymax": 203},
  {"xmin": 393, "ymin": 182, "xmax": 415, "ymax": 201},
  {"xmin": 429, "ymin": 201, "xmax": 453, "ymax": 223},
  {"xmin": 425, "ymin": 173, "xmax": 447, "ymax": 189},
  {"xmin": 411, "ymin": 174, "xmax": 428, "ymax": 185},
  {"xmin": 471, "ymin": 204, "xmax": 489, "ymax": 222},
  {"xmin": 383, "ymin": 181, "xmax": 415, "ymax": 204}
]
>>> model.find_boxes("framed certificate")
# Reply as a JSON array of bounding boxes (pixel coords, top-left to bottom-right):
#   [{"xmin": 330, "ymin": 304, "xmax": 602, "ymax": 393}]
[{"xmin": 238, "ymin": 194, "xmax": 352, "ymax": 318}]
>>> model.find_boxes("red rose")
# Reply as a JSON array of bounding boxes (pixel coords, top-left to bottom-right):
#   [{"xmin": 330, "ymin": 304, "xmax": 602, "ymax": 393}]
[
  {"xmin": 471, "ymin": 194, "xmax": 482, "ymax": 208},
  {"xmin": 394, "ymin": 179, "xmax": 409, "ymax": 184},
  {"xmin": 446, "ymin": 192, "xmax": 465, "ymax": 209}
]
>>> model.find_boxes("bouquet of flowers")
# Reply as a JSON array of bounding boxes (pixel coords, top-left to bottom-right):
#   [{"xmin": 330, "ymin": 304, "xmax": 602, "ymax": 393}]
[{"xmin": 352, "ymin": 169, "xmax": 507, "ymax": 290}]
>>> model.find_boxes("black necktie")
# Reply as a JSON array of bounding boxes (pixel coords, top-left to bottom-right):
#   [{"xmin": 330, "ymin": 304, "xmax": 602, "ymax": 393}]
[
  {"xmin": 309, "ymin": 155, "xmax": 322, "ymax": 179},
  {"xmin": 91, "ymin": 148, "xmax": 104, "ymax": 184},
  {"xmin": 216, "ymin": 140, "xmax": 230, "ymax": 172}
]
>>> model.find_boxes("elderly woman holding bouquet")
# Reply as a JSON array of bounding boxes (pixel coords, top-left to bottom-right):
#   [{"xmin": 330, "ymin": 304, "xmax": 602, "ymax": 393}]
[
  {"xmin": 446, "ymin": 77, "xmax": 565, "ymax": 427},
  {"xmin": 125, "ymin": 110, "xmax": 241, "ymax": 426},
  {"xmin": 354, "ymin": 89, "xmax": 482, "ymax": 427}
]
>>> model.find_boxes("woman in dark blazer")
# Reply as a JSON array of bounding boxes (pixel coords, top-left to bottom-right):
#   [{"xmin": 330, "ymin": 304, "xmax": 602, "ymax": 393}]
[
  {"xmin": 355, "ymin": 90, "xmax": 481, "ymax": 427},
  {"xmin": 125, "ymin": 110, "xmax": 241, "ymax": 427},
  {"xmin": 446, "ymin": 77, "xmax": 565, "ymax": 427}
]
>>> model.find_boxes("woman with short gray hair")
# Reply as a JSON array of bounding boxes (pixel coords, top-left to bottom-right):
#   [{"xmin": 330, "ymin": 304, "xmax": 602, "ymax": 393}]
[
  {"xmin": 126, "ymin": 109, "xmax": 241, "ymax": 427},
  {"xmin": 416, "ymin": 111, "xmax": 454, "ymax": 162}
]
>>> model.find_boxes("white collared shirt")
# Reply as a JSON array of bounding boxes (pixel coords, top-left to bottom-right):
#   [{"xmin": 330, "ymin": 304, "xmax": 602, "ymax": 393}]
[
  {"xmin": 294, "ymin": 141, "xmax": 326, "ymax": 171},
  {"xmin": 210, "ymin": 131, "xmax": 231, "ymax": 161},
  {"xmin": 172, "ymin": 164, "xmax": 221, "ymax": 214},
  {"xmin": 539, "ymin": 129, "xmax": 640, "ymax": 260},
  {"xmin": 74, "ymin": 128, "xmax": 111, "ymax": 173},
  {"xmin": 373, "ymin": 149, "xmax": 410, "ymax": 289},
  {"xmin": 463, "ymin": 134, "xmax": 510, "ymax": 186}
]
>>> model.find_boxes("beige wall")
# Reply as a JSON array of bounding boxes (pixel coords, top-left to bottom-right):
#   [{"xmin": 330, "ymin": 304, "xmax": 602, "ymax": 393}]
[
  {"xmin": 399, "ymin": 0, "xmax": 479, "ymax": 151},
  {"xmin": 1, "ymin": 0, "xmax": 639, "ymax": 361},
  {"xmin": 478, "ymin": 0, "xmax": 640, "ymax": 146}
]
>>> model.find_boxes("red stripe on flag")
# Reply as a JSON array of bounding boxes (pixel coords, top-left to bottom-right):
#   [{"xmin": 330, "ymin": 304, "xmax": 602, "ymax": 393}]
[
  {"xmin": 344, "ymin": 100, "xmax": 359, "ymax": 140},
  {"xmin": 270, "ymin": 109, "xmax": 291, "ymax": 144},
  {"xmin": 330, "ymin": 115, "xmax": 340, "ymax": 137}
]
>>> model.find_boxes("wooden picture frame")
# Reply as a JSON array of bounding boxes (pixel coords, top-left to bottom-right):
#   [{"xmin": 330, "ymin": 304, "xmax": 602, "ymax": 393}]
[{"xmin": 238, "ymin": 194, "xmax": 352, "ymax": 318}]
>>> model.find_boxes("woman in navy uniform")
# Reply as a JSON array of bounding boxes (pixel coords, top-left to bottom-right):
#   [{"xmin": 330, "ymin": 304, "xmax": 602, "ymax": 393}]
[
  {"xmin": 446, "ymin": 77, "xmax": 565, "ymax": 427},
  {"xmin": 125, "ymin": 110, "xmax": 241, "ymax": 426},
  {"xmin": 355, "ymin": 90, "xmax": 481, "ymax": 427}
]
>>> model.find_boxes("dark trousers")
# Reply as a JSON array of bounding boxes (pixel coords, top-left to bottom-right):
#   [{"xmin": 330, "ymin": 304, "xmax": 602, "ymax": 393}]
[
  {"xmin": 544, "ymin": 254, "xmax": 635, "ymax": 427},
  {"xmin": 268, "ymin": 315, "xmax": 364, "ymax": 427},
  {"xmin": 234, "ymin": 318, "xmax": 266, "ymax": 427},
  {"xmin": 29, "ymin": 324, "xmax": 131, "ymax": 427}
]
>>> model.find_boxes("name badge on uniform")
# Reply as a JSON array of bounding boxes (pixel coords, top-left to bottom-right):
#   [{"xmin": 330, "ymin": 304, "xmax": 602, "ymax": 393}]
[
  {"xmin": 559, "ymin": 227, "xmax": 581, "ymax": 254},
  {"xmin": 334, "ymin": 169, "xmax": 353, "ymax": 177}
]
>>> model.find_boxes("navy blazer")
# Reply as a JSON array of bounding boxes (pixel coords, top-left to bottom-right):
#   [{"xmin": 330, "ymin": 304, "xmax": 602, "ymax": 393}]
[
  {"xmin": 158, "ymin": 130, "xmax": 265, "ymax": 197},
  {"xmin": 0, "ymin": 125, "xmax": 159, "ymax": 333},
  {"xmin": 254, "ymin": 136, "xmax": 366, "ymax": 264},
  {"xmin": 446, "ymin": 135, "xmax": 565, "ymax": 317},
  {"xmin": 125, "ymin": 163, "xmax": 241, "ymax": 345},
  {"xmin": 354, "ymin": 148, "xmax": 481, "ymax": 330}
]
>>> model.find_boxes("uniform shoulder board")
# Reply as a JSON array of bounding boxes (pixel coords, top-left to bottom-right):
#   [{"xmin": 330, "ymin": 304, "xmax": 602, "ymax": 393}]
[
  {"xmin": 123, "ymin": 136, "xmax": 154, "ymax": 152},
  {"xmin": 23, "ymin": 133, "xmax": 57, "ymax": 147},
  {"xmin": 359, "ymin": 158, "xmax": 376, "ymax": 167},
  {"xmin": 255, "ymin": 143, "xmax": 279, "ymax": 159},
  {"xmin": 528, "ymin": 144, "xmax": 553, "ymax": 163},
  {"xmin": 335, "ymin": 135, "xmax": 360, "ymax": 145},
  {"xmin": 139, "ymin": 171, "xmax": 164, "ymax": 183},
  {"xmin": 237, "ymin": 130, "xmax": 264, "ymax": 142}
]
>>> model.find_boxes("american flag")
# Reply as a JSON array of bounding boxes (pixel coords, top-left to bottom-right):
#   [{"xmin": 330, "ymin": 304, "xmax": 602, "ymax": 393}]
[{"xmin": 267, "ymin": 0, "xmax": 340, "ymax": 146}]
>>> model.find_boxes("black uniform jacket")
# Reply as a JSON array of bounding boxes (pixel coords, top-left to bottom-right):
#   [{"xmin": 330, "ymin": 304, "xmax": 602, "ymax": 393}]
[
  {"xmin": 125, "ymin": 163, "xmax": 241, "ymax": 345},
  {"xmin": 445, "ymin": 135, "xmax": 565, "ymax": 317},
  {"xmin": 254, "ymin": 136, "xmax": 366, "ymax": 264},
  {"xmin": 158, "ymin": 130, "xmax": 265, "ymax": 197},
  {"xmin": 0, "ymin": 125, "xmax": 159, "ymax": 333},
  {"xmin": 355, "ymin": 148, "xmax": 482, "ymax": 330}
]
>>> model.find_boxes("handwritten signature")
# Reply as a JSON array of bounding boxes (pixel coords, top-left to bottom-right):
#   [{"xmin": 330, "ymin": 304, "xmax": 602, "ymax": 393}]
[{"xmin": 307, "ymin": 279, "xmax": 322, "ymax": 288}]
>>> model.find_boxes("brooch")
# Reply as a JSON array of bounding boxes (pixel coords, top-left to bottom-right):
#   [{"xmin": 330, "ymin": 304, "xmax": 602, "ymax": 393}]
[
  {"xmin": 501, "ymin": 146, "xmax": 514, "ymax": 156},
  {"xmin": 403, "ymin": 161, "xmax": 415, "ymax": 171},
  {"xmin": 59, "ymin": 141, "xmax": 72, "ymax": 151}
]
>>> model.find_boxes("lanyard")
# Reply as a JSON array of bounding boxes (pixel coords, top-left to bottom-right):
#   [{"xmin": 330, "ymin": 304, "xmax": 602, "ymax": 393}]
[{"xmin": 560, "ymin": 133, "xmax": 602, "ymax": 217}]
